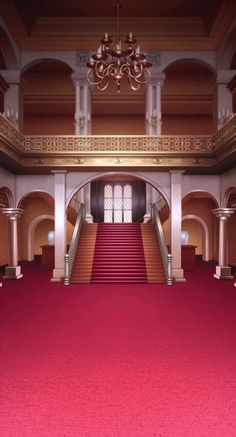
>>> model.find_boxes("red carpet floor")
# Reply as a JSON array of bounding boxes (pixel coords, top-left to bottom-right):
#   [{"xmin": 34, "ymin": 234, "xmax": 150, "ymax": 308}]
[{"xmin": 0, "ymin": 260, "xmax": 236, "ymax": 436}]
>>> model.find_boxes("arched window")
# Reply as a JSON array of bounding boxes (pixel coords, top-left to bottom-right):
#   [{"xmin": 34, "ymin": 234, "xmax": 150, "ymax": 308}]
[{"xmin": 104, "ymin": 183, "xmax": 132, "ymax": 222}]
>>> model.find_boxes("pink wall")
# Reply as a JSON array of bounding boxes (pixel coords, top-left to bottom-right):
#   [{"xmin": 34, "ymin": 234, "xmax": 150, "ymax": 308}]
[
  {"xmin": 162, "ymin": 115, "xmax": 213, "ymax": 135},
  {"xmin": 24, "ymin": 115, "xmax": 74, "ymax": 135},
  {"xmin": 92, "ymin": 115, "xmax": 145, "ymax": 135}
]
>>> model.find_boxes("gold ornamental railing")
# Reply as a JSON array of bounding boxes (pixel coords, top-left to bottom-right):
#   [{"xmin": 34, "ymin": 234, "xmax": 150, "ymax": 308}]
[{"xmin": 0, "ymin": 112, "xmax": 236, "ymax": 170}]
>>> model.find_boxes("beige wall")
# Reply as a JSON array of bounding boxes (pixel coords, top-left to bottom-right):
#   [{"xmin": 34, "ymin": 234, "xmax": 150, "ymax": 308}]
[
  {"xmin": 182, "ymin": 198, "xmax": 215, "ymax": 260},
  {"xmin": 182, "ymin": 219, "xmax": 203, "ymax": 255},
  {"xmin": 34, "ymin": 219, "xmax": 54, "ymax": 255},
  {"xmin": 20, "ymin": 198, "xmax": 54, "ymax": 260}
]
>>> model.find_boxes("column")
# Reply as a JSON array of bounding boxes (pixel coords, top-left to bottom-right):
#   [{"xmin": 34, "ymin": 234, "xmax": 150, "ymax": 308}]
[
  {"xmin": 146, "ymin": 83, "xmax": 153, "ymax": 135},
  {"xmin": 212, "ymin": 208, "xmax": 234, "ymax": 279},
  {"xmin": 71, "ymin": 73, "xmax": 91, "ymax": 135},
  {"xmin": 213, "ymin": 70, "xmax": 235, "ymax": 132},
  {"xmin": 51, "ymin": 171, "xmax": 67, "ymax": 282},
  {"xmin": 1, "ymin": 208, "xmax": 24, "ymax": 279},
  {"xmin": 145, "ymin": 73, "xmax": 165, "ymax": 135},
  {"xmin": 84, "ymin": 183, "xmax": 93, "ymax": 222},
  {"xmin": 143, "ymin": 183, "xmax": 152, "ymax": 222},
  {"xmin": 82, "ymin": 83, "xmax": 91, "ymax": 135},
  {"xmin": 1, "ymin": 70, "xmax": 24, "ymax": 131},
  {"xmin": 170, "ymin": 171, "xmax": 185, "ymax": 282}
]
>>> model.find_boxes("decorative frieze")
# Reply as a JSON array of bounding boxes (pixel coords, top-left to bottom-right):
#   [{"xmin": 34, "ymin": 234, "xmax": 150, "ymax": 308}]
[{"xmin": 0, "ymin": 112, "xmax": 236, "ymax": 171}]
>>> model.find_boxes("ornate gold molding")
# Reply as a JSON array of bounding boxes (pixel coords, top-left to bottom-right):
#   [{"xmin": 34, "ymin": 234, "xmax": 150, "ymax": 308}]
[
  {"xmin": 23, "ymin": 135, "xmax": 213, "ymax": 153},
  {"xmin": 0, "ymin": 113, "xmax": 235, "ymax": 172}
]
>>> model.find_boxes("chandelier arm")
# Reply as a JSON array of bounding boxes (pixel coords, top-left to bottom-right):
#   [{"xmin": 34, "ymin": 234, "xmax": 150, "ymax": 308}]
[
  {"xmin": 87, "ymin": 3, "xmax": 152, "ymax": 91},
  {"xmin": 87, "ymin": 69, "xmax": 104, "ymax": 85}
]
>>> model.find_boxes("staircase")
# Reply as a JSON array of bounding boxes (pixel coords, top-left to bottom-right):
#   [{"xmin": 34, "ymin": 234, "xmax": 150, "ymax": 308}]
[
  {"xmin": 70, "ymin": 223, "xmax": 98, "ymax": 283},
  {"xmin": 70, "ymin": 222, "xmax": 166, "ymax": 284},
  {"xmin": 140, "ymin": 223, "xmax": 166, "ymax": 283},
  {"xmin": 91, "ymin": 223, "xmax": 147, "ymax": 283}
]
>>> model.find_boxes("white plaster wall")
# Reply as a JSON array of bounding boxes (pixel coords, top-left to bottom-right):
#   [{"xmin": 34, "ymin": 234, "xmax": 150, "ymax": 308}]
[
  {"xmin": 66, "ymin": 171, "xmax": 171, "ymax": 207},
  {"xmin": 0, "ymin": 167, "xmax": 16, "ymax": 204},
  {"xmin": 182, "ymin": 175, "xmax": 220, "ymax": 206},
  {"xmin": 16, "ymin": 174, "xmax": 54, "ymax": 206}
]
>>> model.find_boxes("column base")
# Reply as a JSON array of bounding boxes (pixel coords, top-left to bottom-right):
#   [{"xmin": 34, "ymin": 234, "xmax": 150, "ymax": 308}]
[
  {"xmin": 3, "ymin": 266, "xmax": 23, "ymax": 280},
  {"xmin": 51, "ymin": 268, "xmax": 64, "ymax": 282},
  {"xmin": 172, "ymin": 268, "xmax": 186, "ymax": 282},
  {"xmin": 85, "ymin": 213, "xmax": 93, "ymax": 223},
  {"xmin": 213, "ymin": 265, "xmax": 233, "ymax": 280}
]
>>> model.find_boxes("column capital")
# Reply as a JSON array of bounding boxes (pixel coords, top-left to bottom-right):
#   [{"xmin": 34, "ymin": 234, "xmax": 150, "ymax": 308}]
[
  {"xmin": 1, "ymin": 207, "xmax": 24, "ymax": 220},
  {"xmin": 215, "ymin": 70, "xmax": 236, "ymax": 86},
  {"xmin": 0, "ymin": 70, "xmax": 23, "ymax": 87},
  {"xmin": 149, "ymin": 73, "xmax": 166, "ymax": 87},
  {"xmin": 212, "ymin": 207, "xmax": 234, "ymax": 219},
  {"xmin": 51, "ymin": 170, "xmax": 67, "ymax": 174}
]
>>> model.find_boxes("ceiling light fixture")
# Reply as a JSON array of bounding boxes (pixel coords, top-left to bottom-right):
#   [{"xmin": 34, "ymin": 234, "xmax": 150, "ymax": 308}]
[{"xmin": 87, "ymin": 3, "xmax": 152, "ymax": 93}]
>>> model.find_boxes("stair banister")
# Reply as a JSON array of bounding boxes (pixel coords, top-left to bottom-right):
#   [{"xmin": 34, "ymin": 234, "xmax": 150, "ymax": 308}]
[
  {"xmin": 151, "ymin": 203, "xmax": 173, "ymax": 285},
  {"xmin": 64, "ymin": 203, "xmax": 86, "ymax": 285}
]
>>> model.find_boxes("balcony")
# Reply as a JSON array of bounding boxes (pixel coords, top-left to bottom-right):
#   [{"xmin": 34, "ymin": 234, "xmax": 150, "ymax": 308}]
[{"xmin": 0, "ymin": 112, "xmax": 235, "ymax": 173}]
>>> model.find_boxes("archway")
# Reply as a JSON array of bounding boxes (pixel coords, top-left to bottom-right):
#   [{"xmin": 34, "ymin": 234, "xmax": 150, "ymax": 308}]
[
  {"xmin": 28, "ymin": 214, "xmax": 54, "ymax": 261},
  {"xmin": 66, "ymin": 172, "xmax": 170, "ymax": 224},
  {"xmin": 182, "ymin": 214, "xmax": 209, "ymax": 261},
  {"xmin": 22, "ymin": 59, "xmax": 74, "ymax": 135},
  {"xmin": 163, "ymin": 60, "xmax": 216, "ymax": 135}
]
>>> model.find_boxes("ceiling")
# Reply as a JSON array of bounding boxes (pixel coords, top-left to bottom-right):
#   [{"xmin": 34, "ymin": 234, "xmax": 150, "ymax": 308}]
[
  {"xmin": 13, "ymin": 0, "xmax": 221, "ymax": 20},
  {"xmin": 1, "ymin": 0, "xmax": 233, "ymax": 52}
]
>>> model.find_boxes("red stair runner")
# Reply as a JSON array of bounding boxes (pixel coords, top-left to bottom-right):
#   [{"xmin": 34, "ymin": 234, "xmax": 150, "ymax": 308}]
[{"xmin": 91, "ymin": 223, "xmax": 147, "ymax": 283}]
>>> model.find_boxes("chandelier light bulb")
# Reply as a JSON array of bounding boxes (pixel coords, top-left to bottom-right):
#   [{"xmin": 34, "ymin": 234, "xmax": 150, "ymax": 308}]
[{"xmin": 87, "ymin": 3, "xmax": 152, "ymax": 92}]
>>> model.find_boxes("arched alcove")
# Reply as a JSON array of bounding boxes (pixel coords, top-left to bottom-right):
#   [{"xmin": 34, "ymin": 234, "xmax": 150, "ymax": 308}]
[
  {"xmin": 182, "ymin": 214, "xmax": 209, "ymax": 261},
  {"xmin": 163, "ymin": 60, "xmax": 216, "ymax": 135},
  {"xmin": 22, "ymin": 59, "xmax": 74, "ymax": 135},
  {"xmin": 28, "ymin": 214, "xmax": 54, "ymax": 261},
  {"xmin": 182, "ymin": 190, "xmax": 218, "ymax": 261},
  {"xmin": 0, "ymin": 186, "xmax": 13, "ymax": 208}
]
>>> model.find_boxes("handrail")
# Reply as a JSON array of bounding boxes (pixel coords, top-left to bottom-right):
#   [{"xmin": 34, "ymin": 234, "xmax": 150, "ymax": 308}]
[
  {"xmin": 151, "ymin": 203, "xmax": 173, "ymax": 285},
  {"xmin": 64, "ymin": 203, "xmax": 86, "ymax": 285}
]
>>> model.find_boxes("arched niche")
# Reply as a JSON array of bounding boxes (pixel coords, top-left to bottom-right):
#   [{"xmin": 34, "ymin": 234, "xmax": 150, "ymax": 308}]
[
  {"xmin": 28, "ymin": 214, "xmax": 54, "ymax": 261},
  {"xmin": 162, "ymin": 59, "xmax": 216, "ymax": 135},
  {"xmin": 22, "ymin": 59, "xmax": 74, "ymax": 135},
  {"xmin": 0, "ymin": 186, "xmax": 14, "ymax": 207},
  {"xmin": 182, "ymin": 214, "xmax": 209, "ymax": 261}
]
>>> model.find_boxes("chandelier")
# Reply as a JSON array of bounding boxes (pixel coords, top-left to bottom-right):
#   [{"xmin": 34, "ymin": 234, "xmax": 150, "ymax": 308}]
[{"xmin": 87, "ymin": 3, "xmax": 152, "ymax": 92}]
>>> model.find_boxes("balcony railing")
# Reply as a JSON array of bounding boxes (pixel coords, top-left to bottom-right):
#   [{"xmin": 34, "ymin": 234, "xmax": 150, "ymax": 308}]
[{"xmin": 0, "ymin": 112, "xmax": 235, "ymax": 171}]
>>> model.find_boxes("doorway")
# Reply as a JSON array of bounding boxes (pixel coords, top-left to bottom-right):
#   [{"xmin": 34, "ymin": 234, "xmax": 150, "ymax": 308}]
[{"xmin": 91, "ymin": 180, "xmax": 146, "ymax": 222}]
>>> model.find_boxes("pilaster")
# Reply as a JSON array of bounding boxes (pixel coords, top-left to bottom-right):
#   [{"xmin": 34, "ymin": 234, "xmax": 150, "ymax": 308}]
[
  {"xmin": 170, "ymin": 171, "xmax": 185, "ymax": 282},
  {"xmin": 145, "ymin": 72, "xmax": 165, "ymax": 135},
  {"xmin": 213, "ymin": 70, "xmax": 235, "ymax": 132},
  {"xmin": 1, "ymin": 70, "xmax": 24, "ymax": 131},
  {"xmin": 51, "ymin": 171, "xmax": 67, "ymax": 282}
]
